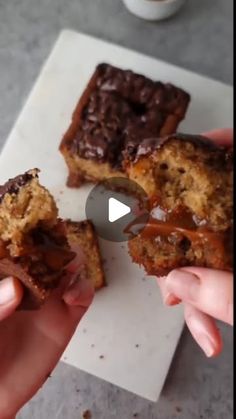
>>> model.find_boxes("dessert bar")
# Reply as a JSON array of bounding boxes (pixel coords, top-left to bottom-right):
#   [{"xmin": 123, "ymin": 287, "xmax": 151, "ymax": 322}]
[{"xmin": 60, "ymin": 63, "xmax": 190, "ymax": 187}]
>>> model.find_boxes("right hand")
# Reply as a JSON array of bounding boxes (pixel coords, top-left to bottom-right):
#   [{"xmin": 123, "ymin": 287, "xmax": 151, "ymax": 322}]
[{"xmin": 157, "ymin": 128, "xmax": 233, "ymax": 358}]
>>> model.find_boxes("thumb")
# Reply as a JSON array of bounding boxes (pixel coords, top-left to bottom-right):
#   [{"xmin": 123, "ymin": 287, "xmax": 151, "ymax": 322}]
[
  {"xmin": 0, "ymin": 277, "xmax": 23, "ymax": 321},
  {"xmin": 166, "ymin": 268, "xmax": 233, "ymax": 325}
]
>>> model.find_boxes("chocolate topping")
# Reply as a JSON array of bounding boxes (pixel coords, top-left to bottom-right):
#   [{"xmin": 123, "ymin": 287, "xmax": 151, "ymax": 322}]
[
  {"xmin": 128, "ymin": 134, "xmax": 232, "ymax": 164},
  {"xmin": 0, "ymin": 169, "xmax": 39, "ymax": 203},
  {"xmin": 69, "ymin": 64, "xmax": 190, "ymax": 168},
  {"xmin": 96, "ymin": 64, "xmax": 189, "ymax": 116}
]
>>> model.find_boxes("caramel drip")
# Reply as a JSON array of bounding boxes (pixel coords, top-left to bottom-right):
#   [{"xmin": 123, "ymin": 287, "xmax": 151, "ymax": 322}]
[
  {"xmin": 142, "ymin": 219, "xmax": 225, "ymax": 245},
  {"xmin": 126, "ymin": 205, "xmax": 228, "ymax": 253}
]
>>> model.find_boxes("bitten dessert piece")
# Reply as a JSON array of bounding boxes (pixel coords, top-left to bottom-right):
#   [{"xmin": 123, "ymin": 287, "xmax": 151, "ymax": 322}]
[
  {"xmin": 60, "ymin": 63, "xmax": 190, "ymax": 187},
  {"xmin": 0, "ymin": 170, "xmax": 105, "ymax": 308},
  {"xmin": 0, "ymin": 169, "xmax": 75, "ymax": 308},
  {"xmin": 125, "ymin": 134, "xmax": 233, "ymax": 275},
  {"xmin": 0, "ymin": 169, "xmax": 58, "ymax": 256},
  {"xmin": 65, "ymin": 220, "xmax": 105, "ymax": 290}
]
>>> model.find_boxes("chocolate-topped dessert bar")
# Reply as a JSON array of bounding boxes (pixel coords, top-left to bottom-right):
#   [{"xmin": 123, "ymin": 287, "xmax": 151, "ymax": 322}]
[
  {"xmin": 0, "ymin": 169, "xmax": 105, "ymax": 309},
  {"xmin": 124, "ymin": 134, "xmax": 233, "ymax": 275},
  {"xmin": 60, "ymin": 63, "xmax": 190, "ymax": 187}
]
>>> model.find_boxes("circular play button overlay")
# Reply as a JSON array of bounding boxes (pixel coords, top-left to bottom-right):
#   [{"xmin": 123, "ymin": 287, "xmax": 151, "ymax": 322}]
[{"xmin": 85, "ymin": 177, "xmax": 150, "ymax": 242}]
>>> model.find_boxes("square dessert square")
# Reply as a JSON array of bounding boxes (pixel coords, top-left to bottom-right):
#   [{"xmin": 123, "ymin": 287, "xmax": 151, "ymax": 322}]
[{"xmin": 60, "ymin": 63, "xmax": 190, "ymax": 187}]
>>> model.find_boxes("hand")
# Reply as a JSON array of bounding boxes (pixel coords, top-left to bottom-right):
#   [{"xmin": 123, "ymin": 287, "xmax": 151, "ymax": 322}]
[
  {"xmin": 157, "ymin": 128, "xmax": 233, "ymax": 358},
  {"xmin": 0, "ymin": 265, "xmax": 94, "ymax": 419}
]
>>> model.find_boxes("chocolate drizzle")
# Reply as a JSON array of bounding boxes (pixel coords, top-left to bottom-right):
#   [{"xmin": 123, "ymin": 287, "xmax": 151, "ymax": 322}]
[{"xmin": 0, "ymin": 169, "xmax": 39, "ymax": 203}]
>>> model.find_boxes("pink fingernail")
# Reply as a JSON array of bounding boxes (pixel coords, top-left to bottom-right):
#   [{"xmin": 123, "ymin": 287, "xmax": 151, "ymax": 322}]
[
  {"xmin": 186, "ymin": 310, "xmax": 217, "ymax": 357},
  {"xmin": 0, "ymin": 277, "xmax": 15, "ymax": 305},
  {"xmin": 199, "ymin": 335, "xmax": 215, "ymax": 357},
  {"xmin": 164, "ymin": 293, "xmax": 181, "ymax": 306}
]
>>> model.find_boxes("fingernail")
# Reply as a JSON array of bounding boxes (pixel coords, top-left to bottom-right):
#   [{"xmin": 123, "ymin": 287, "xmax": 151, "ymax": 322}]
[
  {"xmin": 166, "ymin": 269, "xmax": 200, "ymax": 302},
  {"xmin": 0, "ymin": 277, "xmax": 15, "ymax": 305},
  {"xmin": 164, "ymin": 292, "xmax": 181, "ymax": 306},
  {"xmin": 186, "ymin": 310, "xmax": 216, "ymax": 357},
  {"xmin": 63, "ymin": 272, "xmax": 94, "ymax": 307},
  {"xmin": 198, "ymin": 335, "xmax": 215, "ymax": 357}
]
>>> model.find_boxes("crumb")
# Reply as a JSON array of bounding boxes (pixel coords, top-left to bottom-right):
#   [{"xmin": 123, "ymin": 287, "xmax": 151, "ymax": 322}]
[
  {"xmin": 133, "ymin": 414, "xmax": 139, "ymax": 417},
  {"xmin": 63, "ymin": 356, "xmax": 67, "ymax": 361},
  {"xmin": 59, "ymin": 190, "xmax": 64, "ymax": 195},
  {"xmin": 76, "ymin": 389, "xmax": 80, "ymax": 393},
  {"xmin": 83, "ymin": 328, "xmax": 87, "ymax": 333},
  {"xmin": 135, "ymin": 344, "xmax": 140, "ymax": 348},
  {"xmin": 99, "ymin": 355, "xmax": 105, "ymax": 359},
  {"xmin": 176, "ymin": 406, "xmax": 182, "ymax": 413},
  {"xmin": 45, "ymin": 372, "xmax": 52, "ymax": 380},
  {"xmin": 142, "ymin": 277, "xmax": 146, "ymax": 281},
  {"xmin": 121, "ymin": 245, "xmax": 125, "ymax": 249},
  {"xmin": 82, "ymin": 410, "xmax": 92, "ymax": 419},
  {"xmin": 102, "ymin": 258, "xmax": 107, "ymax": 265},
  {"xmin": 91, "ymin": 344, "xmax": 95, "ymax": 348},
  {"xmin": 111, "ymin": 256, "xmax": 116, "ymax": 261}
]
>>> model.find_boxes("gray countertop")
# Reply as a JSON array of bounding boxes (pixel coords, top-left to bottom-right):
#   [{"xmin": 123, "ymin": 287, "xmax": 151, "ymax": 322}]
[{"xmin": 0, "ymin": 1, "xmax": 233, "ymax": 418}]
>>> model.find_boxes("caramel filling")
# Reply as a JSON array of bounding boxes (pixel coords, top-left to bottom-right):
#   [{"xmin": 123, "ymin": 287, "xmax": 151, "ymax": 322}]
[
  {"xmin": 126, "ymin": 205, "xmax": 229, "ymax": 253},
  {"xmin": 0, "ymin": 224, "xmax": 75, "ymax": 279}
]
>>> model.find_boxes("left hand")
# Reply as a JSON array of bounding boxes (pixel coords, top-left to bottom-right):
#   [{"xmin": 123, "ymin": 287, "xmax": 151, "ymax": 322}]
[{"xmin": 0, "ymin": 266, "xmax": 94, "ymax": 419}]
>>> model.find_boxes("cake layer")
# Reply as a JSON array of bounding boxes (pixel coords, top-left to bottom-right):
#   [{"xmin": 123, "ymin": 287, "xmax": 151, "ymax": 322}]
[{"xmin": 125, "ymin": 134, "xmax": 233, "ymax": 275}]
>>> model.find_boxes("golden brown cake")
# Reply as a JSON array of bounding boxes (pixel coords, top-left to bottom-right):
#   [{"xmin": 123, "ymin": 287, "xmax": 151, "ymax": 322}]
[{"xmin": 124, "ymin": 134, "xmax": 233, "ymax": 275}]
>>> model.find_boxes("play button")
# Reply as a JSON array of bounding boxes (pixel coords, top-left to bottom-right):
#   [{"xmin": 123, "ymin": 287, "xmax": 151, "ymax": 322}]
[
  {"xmin": 85, "ymin": 177, "xmax": 149, "ymax": 242},
  {"xmin": 108, "ymin": 198, "xmax": 131, "ymax": 223}
]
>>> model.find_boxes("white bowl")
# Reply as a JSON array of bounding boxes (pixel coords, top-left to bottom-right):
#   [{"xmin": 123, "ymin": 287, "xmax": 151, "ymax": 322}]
[{"xmin": 123, "ymin": 0, "xmax": 186, "ymax": 21}]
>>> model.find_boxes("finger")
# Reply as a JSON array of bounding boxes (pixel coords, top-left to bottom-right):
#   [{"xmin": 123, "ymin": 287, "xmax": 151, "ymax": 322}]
[
  {"xmin": 0, "ymin": 277, "xmax": 23, "ymax": 321},
  {"xmin": 166, "ymin": 268, "xmax": 233, "ymax": 325},
  {"xmin": 184, "ymin": 304, "xmax": 223, "ymax": 357},
  {"xmin": 63, "ymin": 275, "xmax": 94, "ymax": 323},
  {"xmin": 63, "ymin": 271, "xmax": 94, "ymax": 309},
  {"xmin": 202, "ymin": 128, "xmax": 233, "ymax": 146},
  {"xmin": 156, "ymin": 277, "xmax": 181, "ymax": 306},
  {"xmin": 66, "ymin": 245, "xmax": 86, "ymax": 274}
]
